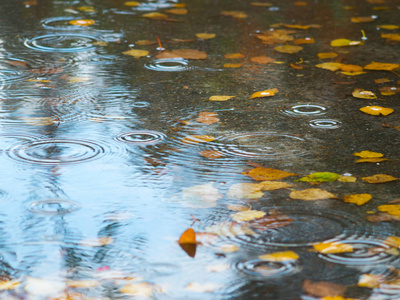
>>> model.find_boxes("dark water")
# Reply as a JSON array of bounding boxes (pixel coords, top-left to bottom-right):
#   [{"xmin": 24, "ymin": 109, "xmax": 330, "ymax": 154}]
[{"xmin": 0, "ymin": 0, "xmax": 399, "ymax": 298}]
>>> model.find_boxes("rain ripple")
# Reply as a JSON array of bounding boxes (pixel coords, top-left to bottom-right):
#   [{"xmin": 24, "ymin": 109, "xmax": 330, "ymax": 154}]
[
  {"xmin": 115, "ymin": 130, "xmax": 167, "ymax": 145},
  {"xmin": 236, "ymin": 258, "xmax": 300, "ymax": 278},
  {"xmin": 24, "ymin": 33, "xmax": 100, "ymax": 52},
  {"xmin": 280, "ymin": 104, "xmax": 328, "ymax": 117},
  {"xmin": 144, "ymin": 58, "xmax": 191, "ymax": 72},
  {"xmin": 308, "ymin": 119, "xmax": 342, "ymax": 129},
  {"xmin": 26, "ymin": 198, "xmax": 81, "ymax": 215}
]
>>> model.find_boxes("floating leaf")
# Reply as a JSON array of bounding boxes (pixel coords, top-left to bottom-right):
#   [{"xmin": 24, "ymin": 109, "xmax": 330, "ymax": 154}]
[
  {"xmin": 379, "ymin": 86, "xmax": 399, "ymax": 96},
  {"xmin": 340, "ymin": 64, "xmax": 364, "ymax": 72},
  {"xmin": 315, "ymin": 62, "xmax": 343, "ymax": 71},
  {"xmin": 180, "ymin": 183, "xmax": 223, "ymax": 208},
  {"xmin": 361, "ymin": 174, "xmax": 398, "ymax": 184},
  {"xmin": 250, "ymin": 56, "xmax": 275, "ymax": 64},
  {"xmin": 227, "ymin": 183, "xmax": 265, "ymax": 199},
  {"xmin": 0, "ymin": 280, "xmax": 21, "ymax": 290},
  {"xmin": 120, "ymin": 282, "xmax": 160, "ymax": 297},
  {"xmin": 313, "ymin": 242, "xmax": 353, "ymax": 254},
  {"xmin": 364, "ymin": 62, "xmax": 399, "ymax": 71},
  {"xmin": 259, "ymin": 251, "xmax": 299, "ymax": 261},
  {"xmin": 224, "ymin": 53, "xmax": 246, "ymax": 59},
  {"xmin": 23, "ymin": 117, "xmax": 57, "ymax": 126},
  {"xmin": 200, "ymin": 150, "xmax": 223, "ymax": 159},
  {"xmin": 353, "ymin": 150, "xmax": 384, "ymax": 158},
  {"xmin": 243, "ymin": 167, "xmax": 297, "ymax": 181},
  {"xmin": 378, "ymin": 204, "xmax": 400, "ymax": 216},
  {"xmin": 123, "ymin": 49, "xmax": 149, "ymax": 58},
  {"xmin": 297, "ymin": 172, "xmax": 340, "ymax": 182},
  {"xmin": 205, "ymin": 221, "xmax": 256, "ymax": 237},
  {"xmin": 289, "ymin": 188, "xmax": 337, "ymax": 200},
  {"xmin": 352, "ymin": 88, "xmax": 377, "ymax": 99},
  {"xmin": 358, "ymin": 273, "xmax": 384, "ymax": 288},
  {"xmin": 356, "ymin": 157, "xmax": 388, "ymax": 163},
  {"xmin": 231, "ymin": 210, "xmax": 266, "ymax": 222},
  {"xmin": 384, "ymin": 236, "xmax": 400, "ymax": 247},
  {"xmin": 196, "ymin": 33, "xmax": 216, "ymax": 39},
  {"xmin": 330, "ymin": 38, "xmax": 361, "ymax": 47},
  {"xmin": 343, "ymin": 194, "xmax": 372, "ymax": 206},
  {"xmin": 67, "ymin": 280, "xmax": 100, "ymax": 288},
  {"xmin": 77, "ymin": 6, "xmax": 96, "ymax": 12},
  {"xmin": 196, "ymin": 112, "xmax": 220, "ymax": 125},
  {"xmin": 69, "ymin": 19, "xmax": 95, "ymax": 26},
  {"xmin": 378, "ymin": 24, "xmax": 399, "ymax": 30},
  {"xmin": 208, "ymin": 95, "xmax": 235, "ymax": 101},
  {"xmin": 124, "ymin": 1, "xmax": 140, "ymax": 6},
  {"xmin": 303, "ymin": 279, "xmax": 347, "ymax": 298},
  {"xmin": 274, "ymin": 45, "xmax": 303, "ymax": 54},
  {"xmin": 351, "ymin": 16, "xmax": 376, "ymax": 23},
  {"xmin": 223, "ymin": 63, "xmax": 243, "ymax": 68},
  {"xmin": 178, "ymin": 228, "xmax": 197, "ymax": 244},
  {"xmin": 219, "ymin": 244, "xmax": 239, "ymax": 253},
  {"xmin": 227, "ymin": 204, "xmax": 251, "ymax": 211},
  {"xmin": 360, "ymin": 106, "xmax": 394, "ymax": 116},
  {"xmin": 317, "ymin": 52, "xmax": 338, "ymax": 59},
  {"xmin": 182, "ymin": 135, "xmax": 215, "ymax": 144},
  {"xmin": 249, "ymin": 88, "xmax": 279, "ymax": 99},
  {"xmin": 292, "ymin": 37, "xmax": 315, "ymax": 45},
  {"xmin": 157, "ymin": 49, "xmax": 207, "ymax": 60},
  {"xmin": 221, "ymin": 11, "xmax": 248, "ymax": 19},
  {"xmin": 338, "ymin": 175, "xmax": 357, "ymax": 182},
  {"xmin": 165, "ymin": 8, "xmax": 188, "ymax": 15},
  {"xmin": 142, "ymin": 12, "xmax": 168, "ymax": 20},
  {"xmin": 259, "ymin": 181, "xmax": 293, "ymax": 190},
  {"xmin": 375, "ymin": 78, "xmax": 390, "ymax": 84}
]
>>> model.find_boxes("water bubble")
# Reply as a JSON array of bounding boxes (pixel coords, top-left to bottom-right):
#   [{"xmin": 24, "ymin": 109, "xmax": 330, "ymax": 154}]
[
  {"xmin": 308, "ymin": 119, "xmax": 341, "ymax": 129},
  {"xmin": 27, "ymin": 198, "xmax": 81, "ymax": 215},
  {"xmin": 280, "ymin": 104, "xmax": 328, "ymax": 117},
  {"xmin": 236, "ymin": 258, "xmax": 300, "ymax": 278},
  {"xmin": 7, "ymin": 139, "xmax": 106, "ymax": 164},
  {"xmin": 144, "ymin": 58, "xmax": 190, "ymax": 72},
  {"xmin": 115, "ymin": 130, "xmax": 167, "ymax": 145},
  {"xmin": 24, "ymin": 34, "xmax": 99, "ymax": 52}
]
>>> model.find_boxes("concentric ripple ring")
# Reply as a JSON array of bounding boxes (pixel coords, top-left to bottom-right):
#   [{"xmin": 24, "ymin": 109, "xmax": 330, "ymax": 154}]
[
  {"xmin": 27, "ymin": 198, "xmax": 81, "ymax": 215},
  {"xmin": 115, "ymin": 130, "xmax": 167, "ymax": 145},
  {"xmin": 24, "ymin": 34, "xmax": 99, "ymax": 52}
]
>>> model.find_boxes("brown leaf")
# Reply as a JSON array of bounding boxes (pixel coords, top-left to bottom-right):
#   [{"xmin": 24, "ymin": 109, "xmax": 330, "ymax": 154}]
[
  {"xmin": 303, "ymin": 279, "xmax": 346, "ymax": 297},
  {"xmin": 243, "ymin": 167, "xmax": 297, "ymax": 181},
  {"xmin": 292, "ymin": 37, "xmax": 315, "ymax": 45},
  {"xmin": 221, "ymin": 11, "xmax": 248, "ymax": 19},
  {"xmin": 165, "ymin": 8, "xmax": 188, "ymax": 15},
  {"xmin": 200, "ymin": 150, "xmax": 224, "ymax": 159},
  {"xmin": 361, "ymin": 174, "xmax": 398, "ymax": 183},
  {"xmin": 289, "ymin": 188, "xmax": 337, "ymax": 200},
  {"xmin": 223, "ymin": 63, "xmax": 243, "ymax": 68},
  {"xmin": 367, "ymin": 212, "xmax": 400, "ymax": 222},
  {"xmin": 196, "ymin": 112, "xmax": 220, "ymax": 125},
  {"xmin": 250, "ymin": 56, "xmax": 275, "ymax": 64},
  {"xmin": 224, "ymin": 53, "xmax": 246, "ymax": 59}
]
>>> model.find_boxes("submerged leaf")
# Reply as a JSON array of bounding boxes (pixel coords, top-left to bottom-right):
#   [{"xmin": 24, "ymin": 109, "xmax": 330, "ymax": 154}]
[
  {"xmin": 165, "ymin": 8, "xmax": 188, "ymax": 15},
  {"xmin": 182, "ymin": 135, "xmax": 215, "ymax": 144},
  {"xmin": 289, "ymin": 188, "xmax": 337, "ymax": 200},
  {"xmin": 142, "ymin": 12, "xmax": 168, "ymax": 20},
  {"xmin": 317, "ymin": 52, "xmax": 338, "ymax": 59},
  {"xmin": 303, "ymin": 279, "xmax": 347, "ymax": 297},
  {"xmin": 259, "ymin": 251, "xmax": 299, "ymax": 261},
  {"xmin": 186, "ymin": 282, "xmax": 223, "ymax": 293},
  {"xmin": 250, "ymin": 56, "xmax": 275, "ymax": 64},
  {"xmin": 221, "ymin": 11, "xmax": 248, "ymax": 19},
  {"xmin": 361, "ymin": 174, "xmax": 398, "ymax": 183},
  {"xmin": 120, "ymin": 282, "xmax": 160, "ymax": 297},
  {"xmin": 196, "ymin": 112, "xmax": 220, "ymax": 125},
  {"xmin": 196, "ymin": 33, "xmax": 216, "ymax": 39},
  {"xmin": 243, "ymin": 167, "xmax": 297, "ymax": 181},
  {"xmin": 224, "ymin": 53, "xmax": 246, "ymax": 59},
  {"xmin": 352, "ymin": 88, "xmax": 377, "ymax": 99},
  {"xmin": 223, "ymin": 63, "xmax": 242, "ymax": 68},
  {"xmin": 360, "ymin": 106, "xmax": 394, "ymax": 116},
  {"xmin": 343, "ymin": 194, "xmax": 372, "ymax": 206},
  {"xmin": 200, "ymin": 150, "xmax": 223, "ymax": 159},
  {"xmin": 297, "ymin": 172, "xmax": 340, "ymax": 182},
  {"xmin": 351, "ymin": 16, "xmax": 376, "ymax": 23},
  {"xmin": 249, "ymin": 88, "xmax": 279, "ymax": 99},
  {"xmin": 274, "ymin": 45, "xmax": 303, "ymax": 54},
  {"xmin": 259, "ymin": 181, "xmax": 293, "ymax": 190},
  {"xmin": 227, "ymin": 183, "xmax": 264, "ymax": 199}
]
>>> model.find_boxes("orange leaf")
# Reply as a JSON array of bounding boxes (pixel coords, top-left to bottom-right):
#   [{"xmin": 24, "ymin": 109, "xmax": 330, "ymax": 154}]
[
  {"xmin": 361, "ymin": 174, "xmax": 398, "ymax": 183},
  {"xmin": 221, "ymin": 11, "xmax": 248, "ymax": 19},
  {"xmin": 178, "ymin": 228, "xmax": 197, "ymax": 244},
  {"xmin": 243, "ymin": 167, "xmax": 297, "ymax": 181},
  {"xmin": 292, "ymin": 37, "xmax": 315, "ymax": 45},
  {"xmin": 142, "ymin": 12, "xmax": 168, "ymax": 20},
  {"xmin": 250, "ymin": 56, "xmax": 275, "ymax": 64},
  {"xmin": 360, "ymin": 106, "xmax": 394, "ymax": 116},
  {"xmin": 313, "ymin": 242, "xmax": 353, "ymax": 254},
  {"xmin": 351, "ymin": 16, "xmax": 376, "ymax": 23},
  {"xmin": 196, "ymin": 33, "xmax": 216, "ymax": 40},
  {"xmin": 223, "ymin": 63, "xmax": 242, "ymax": 68},
  {"xmin": 69, "ymin": 19, "xmax": 95, "ymax": 26},
  {"xmin": 196, "ymin": 112, "xmax": 220, "ymax": 125},
  {"xmin": 224, "ymin": 53, "xmax": 246, "ymax": 59},
  {"xmin": 165, "ymin": 8, "xmax": 188, "ymax": 15},
  {"xmin": 249, "ymin": 88, "xmax": 279, "ymax": 99},
  {"xmin": 182, "ymin": 135, "xmax": 215, "ymax": 144},
  {"xmin": 200, "ymin": 150, "xmax": 224, "ymax": 159}
]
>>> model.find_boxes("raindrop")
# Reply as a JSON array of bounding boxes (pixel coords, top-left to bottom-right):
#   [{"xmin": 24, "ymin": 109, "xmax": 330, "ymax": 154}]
[
  {"xmin": 308, "ymin": 119, "xmax": 341, "ymax": 129},
  {"xmin": 144, "ymin": 58, "xmax": 190, "ymax": 72},
  {"xmin": 236, "ymin": 259, "xmax": 300, "ymax": 277},
  {"xmin": 115, "ymin": 130, "xmax": 167, "ymax": 145},
  {"xmin": 24, "ymin": 34, "xmax": 99, "ymax": 52},
  {"xmin": 7, "ymin": 139, "xmax": 106, "ymax": 164},
  {"xmin": 27, "ymin": 198, "xmax": 81, "ymax": 215}
]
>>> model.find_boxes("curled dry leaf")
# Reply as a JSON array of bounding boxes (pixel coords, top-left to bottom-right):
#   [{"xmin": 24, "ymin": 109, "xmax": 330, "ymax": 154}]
[
  {"xmin": 208, "ymin": 95, "xmax": 235, "ymax": 101},
  {"xmin": 289, "ymin": 188, "xmax": 337, "ymax": 201},
  {"xmin": 343, "ymin": 194, "xmax": 372, "ymax": 206},
  {"xmin": 361, "ymin": 174, "xmax": 398, "ymax": 183},
  {"xmin": 312, "ymin": 241, "xmax": 353, "ymax": 254},
  {"xmin": 243, "ymin": 167, "xmax": 297, "ymax": 181},
  {"xmin": 259, "ymin": 251, "xmax": 299, "ymax": 262},
  {"xmin": 360, "ymin": 106, "xmax": 394, "ymax": 116},
  {"xmin": 274, "ymin": 45, "xmax": 303, "ymax": 54},
  {"xmin": 123, "ymin": 49, "xmax": 149, "ymax": 58},
  {"xmin": 231, "ymin": 210, "xmax": 266, "ymax": 222},
  {"xmin": 249, "ymin": 88, "xmax": 279, "ymax": 99},
  {"xmin": 352, "ymin": 88, "xmax": 377, "ymax": 99}
]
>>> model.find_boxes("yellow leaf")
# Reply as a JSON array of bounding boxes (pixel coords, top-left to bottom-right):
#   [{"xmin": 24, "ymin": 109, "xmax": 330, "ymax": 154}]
[
  {"xmin": 378, "ymin": 204, "xmax": 400, "ymax": 216},
  {"xmin": 341, "ymin": 71, "xmax": 366, "ymax": 76},
  {"xmin": 67, "ymin": 280, "xmax": 100, "ymax": 288},
  {"xmin": 250, "ymin": 56, "xmax": 275, "ymax": 64},
  {"xmin": 358, "ymin": 274, "xmax": 384, "ymax": 288},
  {"xmin": 196, "ymin": 33, "xmax": 216, "ymax": 39},
  {"xmin": 165, "ymin": 8, "xmax": 188, "ymax": 15},
  {"xmin": 317, "ymin": 52, "xmax": 338, "ymax": 59},
  {"xmin": 223, "ymin": 63, "xmax": 243, "ymax": 68},
  {"xmin": 208, "ymin": 95, "xmax": 235, "ymax": 101},
  {"xmin": 219, "ymin": 244, "xmax": 239, "ymax": 253},
  {"xmin": 224, "ymin": 53, "xmax": 246, "ymax": 59},
  {"xmin": 352, "ymin": 88, "xmax": 377, "ymax": 99},
  {"xmin": 351, "ymin": 16, "xmax": 376, "ymax": 23},
  {"xmin": 243, "ymin": 167, "xmax": 297, "ymax": 181},
  {"xmin": 249, "ymin": 88, "xmax": 279, "ymax": 99},
  {"xmin": 259, "ymin": 251, "xmax": 299, "ymax": 261},
  {"xmin": 142, "ymin": 12, "xmax": 168, "ymax": 20},
  {"xmin": 69, "ymin": 19, "xmax": 95, "ymax": 26},
  {"xmin": 364, "ymin": 61, "xmax": 400, "ymax": 71},
  {"xmin": 178, "ymin": 228, "xmax": 197, "ymax": 244},
  {"xmin": 356, "ymin": 158, "xmax": 388, "ymax": 163},
  {"xmin": 330, "ymin": 38, "xmax": 361, "ymax": 47},
  {"xmin": 124, "ymin": 1, "xmax": 140, "ymax": 6},
  {"xmin": 182, "ymin": 135, "xmax": 215, "ymax": 144},
  {"xmin": 259, "ymin": 181, "xmax": 293, "ymax": 190},
  {"xmin": 173, "ymin": 3, "xmax": 186, "ymax": 7},
  {"xmin": 77, "ymin": 6, "xmax": 95, "ymax": 12},
  {"xmin": 381, "ymin": 33, "xmax": 400, "ymax": 41},
  {"xmin": 283, "ymin": 24, "xmax": 310, "ymax": 30},
  {"xmin": 353, "ymin": 150, "xmax": 384, "ymax": 158},
  {"xmin": 227, "ymin": 183, "xmax": 264, "ymax": 199},
  {"xmin": 227, "ymin": 204, "xmax": 251, "ymax": 211},
  {"xmin": 378, "ymin": 24, "xmax": 399, "ymax": 30},
  {"xmin": 313, "ymin": 242, "xmax": 353, "ymax": 254},
  {"xmin": 374, "ymin": 78, "xmax": 390, "ymax": 84},
  {"xmin": 123, "ymin": 49, "xmax": 149, "ymax": 58},
  {"xmin": 340, "ymin": 64, "xmax": 363, "ymax": 72},
  {"xmin": 135, "ymin": 40, "xmax": 157, "ymax": 45},
  {"xmin": 274, "ymin": 45, "xmax": 303, "ymax": 54},
  {"xmin": 221, "ymin": 11, "xmax": 248, "ymax": 19},
  {"xmin": 23, "ymin": 117, "xmax": 57, "ymax": 126},
  {"xmin": 69, "ymin": 77, "xmax": 90, "ymax": 83},
  {"xmin": 361, "ymin": 174, "xmax": 398, "ymax": 183},
  {"xmin": 315, "ymin": 62, "xmax": 343, "ymax": 71},
  {"xmin": 360, "ymin": 106, "xmax": 394, "ymax": 116},
  {"xmin": 384, "ymin": 236, "xmax": 400, "ymax": 247},
  {"xmin": 231, "ymin": 210, "xmax": 266, "ymax": 222},
  {"xmin": 337, "ymin": 175, "xmax": 357, "ymax": 182},
  {"xmin": 159, "ymin": 49, "xmax": 207, "ymax": 60},
  {"xmin": 120, "ymin": 282, "xmax": 159, "ymax": 297},
  {"xmin": 292, "ymin": 37, "xmax": 315, "ymax": 45},
  {"xmin": 343, "ymin": 194, "xmax": 372, "ymax": 206},
  {"xmin": 0, "ymin": 280, "xmax": 21, "ymax": 290},
  {"xmin": 289, "ymin": 188, "xmax": 337, "ymax": 201}
]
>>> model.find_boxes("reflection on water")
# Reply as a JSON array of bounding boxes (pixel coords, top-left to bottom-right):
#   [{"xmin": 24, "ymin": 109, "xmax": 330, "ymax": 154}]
[{"xmin": 0, "ymin": 0, "xmax": 399, "ymax": 298}]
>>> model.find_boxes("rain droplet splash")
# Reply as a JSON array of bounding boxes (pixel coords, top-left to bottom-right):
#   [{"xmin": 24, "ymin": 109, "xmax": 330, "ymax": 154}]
[
  {"xmin": 7, "ymin": 139, "xmax": 106, "ymax": 164},
  {"xmin": 115, "ymin": 130, "xmax": 167, "ymax": 145},
  {"xmin": 24, "ymin": 34, "xmax": 99, "ymax": 52},
  {"xmin": 27, "ymin": 198, "xmax": 81, "ymax": 215},
  {"xmin": 211, "ymin": 132, "xmax": 308, "ymax": 159},
  {"xmin": 308, "ymin": 119, "xmax": 341, "ymax": 129},
  {"xmin": 144, "ymin": 58, "xmax": 190, "ymax": 72},
  {"xmin": 280, "ymin": 104, "xmax": 328, "ymax": 117},
  {"xmin": 236, "ymin": 258, "xmax": 300, "ymax": 278}
]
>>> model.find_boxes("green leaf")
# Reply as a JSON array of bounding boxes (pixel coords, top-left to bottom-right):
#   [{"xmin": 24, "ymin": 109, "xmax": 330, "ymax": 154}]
[{"xmin": 296, "ymin": 172, "xmax": 340, "ymax": 182}]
